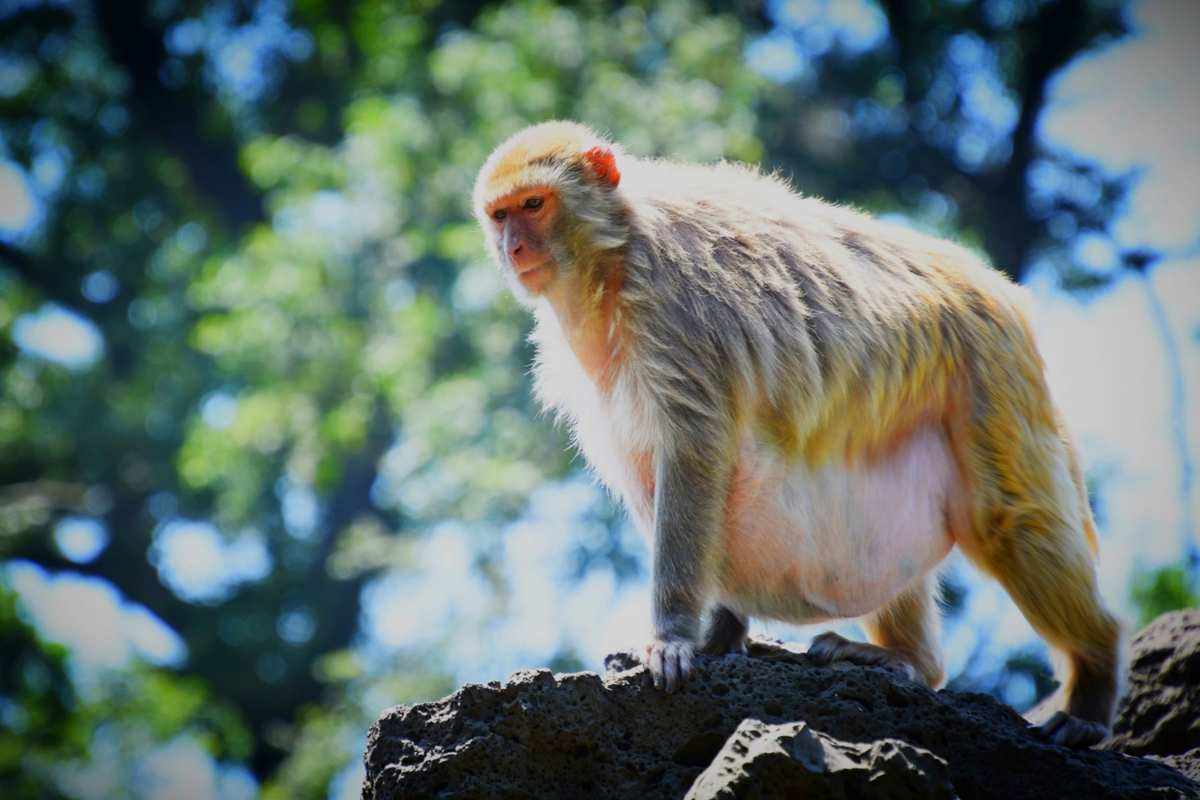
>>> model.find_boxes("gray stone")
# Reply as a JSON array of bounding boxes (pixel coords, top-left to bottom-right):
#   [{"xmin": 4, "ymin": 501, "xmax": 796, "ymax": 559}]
[
  {"xmin": 363, "ymin": 630, "xmax": 1197, "ymax": 799},
  {"xmin": 684, "ymin": 718, "xmax": 955, "ymax": 800},
  {"xmin": 1105, "ymin": 609, "xmax": 1200, "ymax": 761}
]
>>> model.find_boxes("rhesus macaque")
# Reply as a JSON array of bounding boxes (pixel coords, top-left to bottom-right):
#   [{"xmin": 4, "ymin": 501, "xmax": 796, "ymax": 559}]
[{"xmin": 473, "ymin": 121, "xmax": 1122, "ymax": 747}]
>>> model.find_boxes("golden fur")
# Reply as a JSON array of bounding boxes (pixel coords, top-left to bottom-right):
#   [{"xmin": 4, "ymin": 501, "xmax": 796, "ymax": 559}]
[{"xmin": 474, "ymin": 121, "xmax": 1122, "ymax": 744}]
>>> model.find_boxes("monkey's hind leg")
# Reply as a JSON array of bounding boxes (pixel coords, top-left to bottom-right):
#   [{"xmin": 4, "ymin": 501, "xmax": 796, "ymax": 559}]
[
  {"xmin": 699, "ymin": 605, "xmax": 749, "ymax": 655},
  {"xmin": 958, "ymin": 429, "xmax": 1122, "ymax": 748},
  {"xmin": 970, "ymin": 523, "xmax": 1120, "ymax": 748},
  {"xmin": 807, "ymin": 576, "xmax": 944, "ymax": 687}
]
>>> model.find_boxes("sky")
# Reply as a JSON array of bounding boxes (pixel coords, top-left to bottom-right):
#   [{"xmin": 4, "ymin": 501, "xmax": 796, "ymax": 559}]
[{"xmin": 3, "ymin": 1, "xmax": 1199, "ymax": 797}]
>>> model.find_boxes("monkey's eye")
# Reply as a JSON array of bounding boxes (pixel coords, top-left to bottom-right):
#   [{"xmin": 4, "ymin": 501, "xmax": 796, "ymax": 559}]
[
  {"xmin": 523, "ymin": 196, "xmax": 543, "ymax": 210},
  {"xmin": 492, "ymin": 209, "xmax": 507, "ymax": 222}
]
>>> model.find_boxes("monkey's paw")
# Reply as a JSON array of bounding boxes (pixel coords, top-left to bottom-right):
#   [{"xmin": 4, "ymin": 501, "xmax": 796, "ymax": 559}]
[
  {"xmin": 806, "ymin": 631, "xmax": 917, "ymax": 681},
  {"xmin": 1034, "ymin": 711, "xmax": 1108, "ymax": 748},
  {"xmin": 642, "ymin": 638, "xmax": 695, "ymax": 693}
]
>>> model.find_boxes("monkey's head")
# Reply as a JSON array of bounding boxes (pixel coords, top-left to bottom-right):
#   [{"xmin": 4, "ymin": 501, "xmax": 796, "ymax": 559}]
[{"xmin": 474, "ymin": 121, "xmax": 629, "ymax": 302}]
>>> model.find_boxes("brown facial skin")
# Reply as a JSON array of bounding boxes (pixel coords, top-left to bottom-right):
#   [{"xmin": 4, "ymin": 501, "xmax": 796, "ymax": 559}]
[{"xmin": 486, "ymin": 187, "xmax": 560, "ymax": 295}]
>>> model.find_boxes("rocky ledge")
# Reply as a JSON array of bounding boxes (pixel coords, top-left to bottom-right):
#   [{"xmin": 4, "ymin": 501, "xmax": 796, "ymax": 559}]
[
  {"xmin": 1106, "ymin": 609, "xmax": 1200, "ymax": 782},
  {"xmin": 363, "ymin": 610, "xmax": 1200, "ymax": 799}
]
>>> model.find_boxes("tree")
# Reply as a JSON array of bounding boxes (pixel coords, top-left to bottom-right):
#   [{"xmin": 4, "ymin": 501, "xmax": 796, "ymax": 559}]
[{"xmin": 1, "ymin": 0, "xmax": 765, "ymax": 788}]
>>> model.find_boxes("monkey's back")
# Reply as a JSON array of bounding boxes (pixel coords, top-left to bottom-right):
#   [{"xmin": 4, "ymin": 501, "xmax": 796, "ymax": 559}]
[{"xmin": 616, "ymin": 157, "xmax": 1049, "ymax": 466}]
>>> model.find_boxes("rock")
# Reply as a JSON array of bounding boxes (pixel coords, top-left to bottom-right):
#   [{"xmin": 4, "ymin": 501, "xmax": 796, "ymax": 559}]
[
  {"xmin": 363, "ymin": 636, "xmax": 1196, "ymax": 800},
  {"xmin": 1154, "ymin": 748, "xmax": 1200, "ymax": 783},
  {"xmin": 684, "ymin": 718, "xmax": 955, "ymax": 800},
  {"xmin": 1106, "ymin": 609, "xmax": 1200, "ymax": 763}
]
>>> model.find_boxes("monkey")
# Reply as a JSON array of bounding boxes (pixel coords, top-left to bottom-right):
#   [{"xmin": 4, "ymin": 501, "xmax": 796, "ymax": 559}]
[{"xmin": 472, "ymin": 120, "xmax": 1123, "ymax": 748}]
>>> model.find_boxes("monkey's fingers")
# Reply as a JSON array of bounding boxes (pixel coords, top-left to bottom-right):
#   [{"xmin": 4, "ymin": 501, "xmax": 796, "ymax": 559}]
[
  {"xmin": 806, "ymin": 631, "xmax": 918, "ymax": 681},
  {"xmin": 647, "ymin": 645, "xmax": 665, "ymax": 690},
  {"xmin": 643, "ymin": 639, "xmax": 695, "ymax": 693},
  {"xmin": 1034, "ymin": 711, "xmax": 1108, "ymax": 748},
  {"xmin": 806, "ymin": 631, "xmax": 850, "ymax": 664}
]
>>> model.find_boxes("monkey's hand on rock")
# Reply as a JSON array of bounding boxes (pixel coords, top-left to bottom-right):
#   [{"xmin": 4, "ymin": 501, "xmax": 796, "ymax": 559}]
[
  {"xmin": 643, "ymin": 637, "xmax": 695, "ymax": 693},
  {"xmin": 806, "ymin": 631, "xmax": 918, "ymax": 682},
  {"xmin": 1035, "ymin": 710, "xmax": 1108, "ymax": 749}
]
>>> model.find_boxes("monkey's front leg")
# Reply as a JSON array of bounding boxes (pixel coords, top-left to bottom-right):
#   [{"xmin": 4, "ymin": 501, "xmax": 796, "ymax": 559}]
[
  {"xmin": 644, "ymin": 445, "xmax": 731, "ymax": 692},
  {"xmin": 700, "ymin": 605, "xmax": 749, "ymax": 655}
]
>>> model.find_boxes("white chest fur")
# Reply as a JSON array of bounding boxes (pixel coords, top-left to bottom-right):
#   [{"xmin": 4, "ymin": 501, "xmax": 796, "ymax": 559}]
[{"xmin": 529, "ymin": 307, "xmax": 660, "ymax": 526}]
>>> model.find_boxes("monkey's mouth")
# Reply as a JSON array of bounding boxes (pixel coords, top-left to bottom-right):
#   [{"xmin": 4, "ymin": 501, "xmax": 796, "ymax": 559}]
[{"xmin": 515, "ymin": 262, "xmax": 550, "ymax": 279}]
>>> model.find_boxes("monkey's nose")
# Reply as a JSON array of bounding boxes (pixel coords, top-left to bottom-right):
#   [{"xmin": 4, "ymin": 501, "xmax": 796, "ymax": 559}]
[{"xmin": 509, "ymin": 242, "xmax": 523, "ymax": 257}]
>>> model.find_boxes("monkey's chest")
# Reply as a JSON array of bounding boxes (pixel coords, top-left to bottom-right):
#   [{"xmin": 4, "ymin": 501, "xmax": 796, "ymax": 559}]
[{"xmin": 714, "ymin": 423, "xmax": 959, "ymax": 622}]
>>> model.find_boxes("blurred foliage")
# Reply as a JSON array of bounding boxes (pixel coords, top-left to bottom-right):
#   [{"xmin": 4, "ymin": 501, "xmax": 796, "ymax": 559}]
[
  {"xmin": 0, "ymin": 0, "xmax": 1175, "ymax": 797},
  {"xmin": 1131, "ymin": 562, "xmax": 1200, "ymax": 627},
  {"xmin": 0, "ymin": 579, "xmax": 250, "ymax": 798},
  {"xmin": 0, "ymin": 582, "xmax": 78, "ymax": 799}
]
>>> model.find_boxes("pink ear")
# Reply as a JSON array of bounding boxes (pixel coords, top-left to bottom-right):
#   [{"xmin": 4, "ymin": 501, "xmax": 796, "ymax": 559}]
[{"xmin": 584, "ymin": 146, "xmax": 620, "ymax": 188}]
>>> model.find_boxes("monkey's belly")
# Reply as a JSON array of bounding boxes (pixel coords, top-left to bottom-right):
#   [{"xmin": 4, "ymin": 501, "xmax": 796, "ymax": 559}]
[{"xmin": 717, "ymin": 423, "xmax": 959, "ymax": 623}]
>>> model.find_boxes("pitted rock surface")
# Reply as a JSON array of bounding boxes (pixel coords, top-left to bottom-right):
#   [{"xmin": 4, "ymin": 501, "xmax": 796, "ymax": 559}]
[
  {"xmin": 363, "ymin": 633, "xmax": 1197, "ymax": 799},
  {"xmin": 1105, "ymin": 609, "xmax": 1200, "ymax": 772},
  {"xmin": 683, "ymin": 718, "xmax": 955, "ymax": 799}
]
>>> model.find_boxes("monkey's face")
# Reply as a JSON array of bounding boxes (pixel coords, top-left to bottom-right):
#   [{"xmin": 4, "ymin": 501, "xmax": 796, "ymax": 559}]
[{"xmin": 485, "ymin": 186, "xmax": 560, "ymax": 296}]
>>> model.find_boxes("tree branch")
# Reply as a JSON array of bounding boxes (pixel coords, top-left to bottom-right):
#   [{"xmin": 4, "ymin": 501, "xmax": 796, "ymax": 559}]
[
  {"xmin": 979, "ymin": 0, "xmax": 1126, "ymax": 278},
  {"xmin": 90, "ymin": 0, "xmax": 266, "ymax": 230}
]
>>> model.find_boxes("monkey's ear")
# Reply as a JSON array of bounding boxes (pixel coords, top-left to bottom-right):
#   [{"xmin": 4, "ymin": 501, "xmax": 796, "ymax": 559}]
[{"xmin": 583, "ymin": 146, "xmax": 621, "ymax": 188}]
